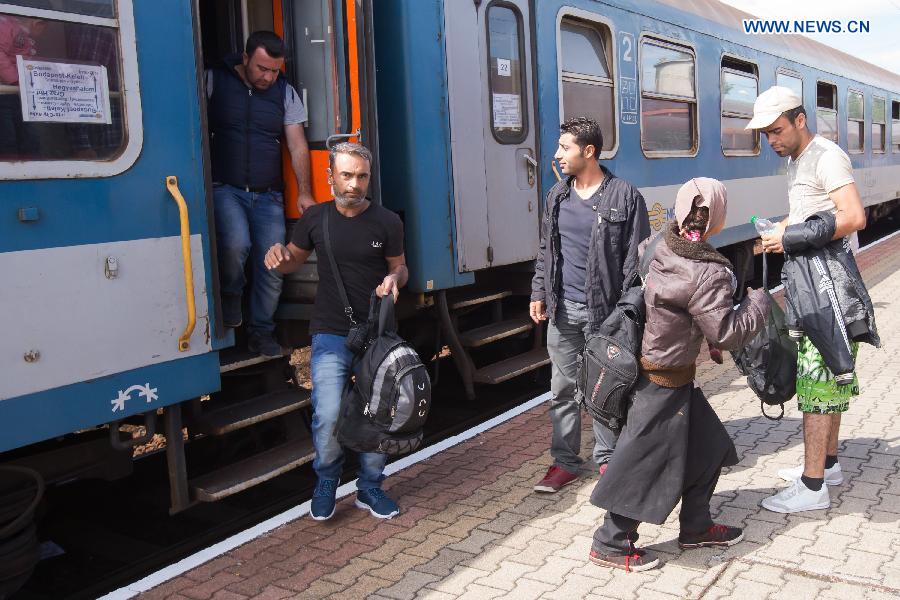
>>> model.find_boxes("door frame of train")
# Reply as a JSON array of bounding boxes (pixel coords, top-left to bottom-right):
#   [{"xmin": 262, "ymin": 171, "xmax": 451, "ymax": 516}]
[{"xmin": 445, "ymin": 0, "xmax": 541, "ymax": 272}]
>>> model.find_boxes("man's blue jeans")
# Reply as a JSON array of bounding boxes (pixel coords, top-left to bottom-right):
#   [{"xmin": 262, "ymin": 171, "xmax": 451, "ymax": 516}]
[
  {"xmin": 310, "ymin": 333, "xmax": 387, "ymax": 490},
  {"xmin": 213, "ymin": 184, "xmax": 285, "ymax": 337}
]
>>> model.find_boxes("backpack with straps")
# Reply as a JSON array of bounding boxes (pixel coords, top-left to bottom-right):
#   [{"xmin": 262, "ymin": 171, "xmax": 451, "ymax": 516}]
[
  {"xmin": 729, "ymin": 252, "xmax": 797, "ymax": 420},
  {"xmin": 337, "ymin": 294, "xmax": 432, "ymax": 455},
  {"xmin": 576, "ymin": 234, "xmax": 663, "ymax": 431},
  {"xmin": 321, "ymin": 206, "xmax": 432, "ymax": 455}
]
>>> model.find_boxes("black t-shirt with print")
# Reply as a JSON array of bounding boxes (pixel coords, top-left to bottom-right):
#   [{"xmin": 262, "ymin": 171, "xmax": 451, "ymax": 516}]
[{"xmin": 292, "ymin": 201, "xmax": 404, "ymax": 336}]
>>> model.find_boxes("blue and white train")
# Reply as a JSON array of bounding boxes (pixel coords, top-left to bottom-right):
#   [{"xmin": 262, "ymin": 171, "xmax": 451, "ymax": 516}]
[{"xmin": 1, "ymin": 0, "xmax": 898, "ymax": 514}]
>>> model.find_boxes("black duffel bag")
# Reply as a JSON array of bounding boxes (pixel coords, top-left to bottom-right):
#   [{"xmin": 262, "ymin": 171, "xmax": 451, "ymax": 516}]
[{"xmin": 730, "ymin": 252, "xmax": 797, "ymax": 419}]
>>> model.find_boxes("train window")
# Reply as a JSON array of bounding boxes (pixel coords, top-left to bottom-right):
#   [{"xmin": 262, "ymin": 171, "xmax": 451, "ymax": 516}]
[
  {"xmin": 486, "ymin": 3, "xmax": 527, "ymax": 144},
  {"xmin": 816, "ymin": 81, "xmax": 838, "ymax": 143},
  {"xmin": 2, "ymin": 1, "xmax": 114, "ymax": 18},
  {"xmin": 0, "ymin": 5, "xmax": 133, "ymax": 170},
  {"xmin": 721, "ymin": 59, "xmax": 758, "ymax": 156},
  {"xmin": 640, "ymin": 38, "xmax": 697, "ymax": 156},
  {"xmin": 776, "ymin": 70, "xmax": 803, "ymax": 102},
  {"xmin": 288, "ymin": 0, "xmax": 348, "ymax": 145},
  {"xmin": 558, "ymin": 17, "xmax": 615, "ymax": 153},
  {"xmin": 893, "ymin": 101, "xmax": 900, "ymax": 152},
  {"xmin": 847, "ymin": 89, "xmax": 864, "ymax": 153},
  {"xmin": 873, "ymin": 96, "xmax": 886, "ymax": 154}
]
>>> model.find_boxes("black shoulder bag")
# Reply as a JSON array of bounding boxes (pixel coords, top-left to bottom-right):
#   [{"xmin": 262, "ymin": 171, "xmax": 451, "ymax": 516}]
[
  {"xmin": 576, "ymin": 233, "xmax": 663, "ymax": 431},
  {"xmin": 323, "ymin": 207, "xmax": 370, "ymax": 354}
]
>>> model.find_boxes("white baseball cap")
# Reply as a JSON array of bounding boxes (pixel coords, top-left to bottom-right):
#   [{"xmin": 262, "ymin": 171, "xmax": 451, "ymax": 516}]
[{"xmin": 745, "ymin": 86, "xmax": 802, "ymax": 130}]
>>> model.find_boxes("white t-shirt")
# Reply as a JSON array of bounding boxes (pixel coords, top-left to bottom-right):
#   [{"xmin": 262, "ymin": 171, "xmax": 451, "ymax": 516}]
[{"xmin": 786, "ymin": 135, "xmax": 855, "ymax": 226}]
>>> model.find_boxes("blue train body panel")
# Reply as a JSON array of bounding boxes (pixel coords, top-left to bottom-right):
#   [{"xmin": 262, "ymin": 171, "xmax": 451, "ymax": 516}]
[
  {"xmin": 0, "ymin": 0, "xmax": 223, "ymax": 451},
  {"xmin": 0, "ymin": 353, "xmax": 220, "ymax": 454},
  {"xmin": 373, "ymin": 0, "xmax": 474, "ymax": 294}
]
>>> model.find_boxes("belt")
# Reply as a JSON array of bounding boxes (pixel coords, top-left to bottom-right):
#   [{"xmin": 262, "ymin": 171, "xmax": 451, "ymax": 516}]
[{"xmin": 241, "ymin": 184, "xmax": 283, "ymax": 193}]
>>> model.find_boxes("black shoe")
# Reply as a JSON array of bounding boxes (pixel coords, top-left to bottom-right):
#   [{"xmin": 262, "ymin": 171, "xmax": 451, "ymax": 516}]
[
  {"xmin": 222, "ymin": 295, "xmax": 242, "ymax": 328},
  {"xmin": 248, "ymin": 333, "xmax": 285, "ymax": 358},
  {"xmin": 678, "ymin": 524, "xmax": 744, "ymax": 549},
  {"xmin": 589, "ymin": 547, "xmax": 660, "ymax": 572}
]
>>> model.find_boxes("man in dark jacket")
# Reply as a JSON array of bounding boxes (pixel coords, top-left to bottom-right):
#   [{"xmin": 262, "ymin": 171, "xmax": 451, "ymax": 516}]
[
  {"xmin": 207, "ymin": 31, "xmax": 314, "ymax": 357},
  {"xmin": 530, "ymin": 117, "xmax": 650, "ymax": 493}
]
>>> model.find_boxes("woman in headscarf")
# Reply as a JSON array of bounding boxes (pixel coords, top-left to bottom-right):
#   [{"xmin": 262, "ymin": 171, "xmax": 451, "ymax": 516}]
[{"xmin": 589, "ymin": 178, "xmax": 771, "ymax": 571}]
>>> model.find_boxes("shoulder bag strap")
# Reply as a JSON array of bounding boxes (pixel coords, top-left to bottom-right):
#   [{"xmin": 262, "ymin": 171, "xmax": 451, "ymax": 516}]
[
  {"xmin": 638, "ymin": 232, "xmax": 665, "ymax": 287},
  {"xmin": 323, "ymin": 206, "xmax": 357, "ymax": 325}
]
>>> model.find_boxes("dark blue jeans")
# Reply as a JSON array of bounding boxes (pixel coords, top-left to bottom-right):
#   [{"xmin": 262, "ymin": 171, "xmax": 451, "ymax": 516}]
[
  {"xmin": 213, "ymin": 184, "xmax": 285, "ymax": 337},
  {"xmin": 310, "ymin": 333, "xmax": 387, "ymax": 490}
]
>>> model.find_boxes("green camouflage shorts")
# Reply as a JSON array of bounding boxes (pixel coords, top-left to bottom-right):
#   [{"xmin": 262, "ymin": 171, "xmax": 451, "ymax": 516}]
[{"xmin": 796, "ymin": 336, "xmax": 859, "ymax": 414}]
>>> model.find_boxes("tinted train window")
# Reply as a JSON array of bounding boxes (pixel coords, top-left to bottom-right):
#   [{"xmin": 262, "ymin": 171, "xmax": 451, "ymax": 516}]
[
  {"xmin": 2, "ymin": 1, "xmax": 114, "ymax": 18},
  {"xmin": 721, "ymin": 59, "xmax": 758, "ymax": 155},
  {"xmin": 0, "ymin": 9, "xmax": 126, "ymax": 162},
  {"xmin": 816, "ymin": 82, "xmax": 838, "ymax": 143},
  {"xmin": 893, "ymin": 101, "xmax": 900, "ymax": 152},
  {"xmin": 640, "ymin": 38, "xmax": 696, "ymax": 156},
  {"xmin": 487, "ymin": 4, "xmax": 526, "ymax": 144},
  {"xmin": 776, "ymin": 71, "xmax": 803, "ymax": 102},
  {"xmin": 559, "ymin": 17, "xmax": 615, "ymax": 153},
  {"xmin": 873, "ymin": 96, "xmax": 886, "ymax": 154},
  {"xmin": 847, "ymin": 89, "xmax": 864, "ymax": 153}
]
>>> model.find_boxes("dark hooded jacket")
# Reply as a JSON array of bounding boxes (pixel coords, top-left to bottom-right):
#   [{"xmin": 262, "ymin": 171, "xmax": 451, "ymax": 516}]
[
  {"xmin": 781, "ymin": 210, "xmax": 880, "ymax": 376},
  {"xmin": 530, "ymin": 168, "xmax": 650, "ymax": 329}
]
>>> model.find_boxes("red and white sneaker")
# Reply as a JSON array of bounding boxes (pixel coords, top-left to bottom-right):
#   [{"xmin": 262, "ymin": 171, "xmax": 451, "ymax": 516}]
[
  {"xmin": 589, "ymin": 547, "xmax": 660, "ymax": 572},
  {"xmin": 533, "ymin": 465, "xmax": 578, "ymax": 493}
]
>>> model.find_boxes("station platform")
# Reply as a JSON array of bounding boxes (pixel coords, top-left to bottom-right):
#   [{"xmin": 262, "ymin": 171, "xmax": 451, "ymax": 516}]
[{"xmin": 134, "ymin": 232, "xmax": 900, "ymax": 600}]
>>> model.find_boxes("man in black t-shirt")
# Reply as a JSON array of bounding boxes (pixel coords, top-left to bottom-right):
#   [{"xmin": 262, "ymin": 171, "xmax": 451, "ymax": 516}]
[{"xmin": 265, "ymin": 142, "xmax": 407, "ymax": 521}]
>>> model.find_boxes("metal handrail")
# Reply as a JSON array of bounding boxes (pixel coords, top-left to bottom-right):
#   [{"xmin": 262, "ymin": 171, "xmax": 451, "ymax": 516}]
[{"xmin": 165, "ymin": 176, "xmax": 196, "ymax": 352}]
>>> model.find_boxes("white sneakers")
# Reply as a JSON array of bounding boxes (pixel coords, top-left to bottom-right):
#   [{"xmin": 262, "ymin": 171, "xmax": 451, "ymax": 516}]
[
  {"xmin": 762, "ymin": 462, "xmax": 844, "ymax": 513},
  {"xmin": 777, "ymin": 462, "xmax": 844, "ymax": 486},
  {"xmin": 761, "ymin": 477, "xmax": 830, "ymax": 513}
]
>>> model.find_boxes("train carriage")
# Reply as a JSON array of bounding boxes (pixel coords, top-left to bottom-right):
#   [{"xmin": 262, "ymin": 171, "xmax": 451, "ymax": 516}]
[{"xmin": 1, "ymin": 0, "xmax": 899, "ymax": 531}]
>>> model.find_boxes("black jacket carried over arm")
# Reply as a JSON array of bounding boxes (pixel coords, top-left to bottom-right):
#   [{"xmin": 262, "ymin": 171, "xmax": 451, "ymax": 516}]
[
  {"xmin": 781, "ymin": 210, "xmax": 880, "ymax": 376},
  {"xmin": 530, "ymin": 167, "xmax": 651, "ymax": 330}
]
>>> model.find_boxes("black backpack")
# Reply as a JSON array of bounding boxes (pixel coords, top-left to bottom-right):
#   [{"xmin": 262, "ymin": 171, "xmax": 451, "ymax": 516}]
[
  {"xmin": 576, "ymin": 234, "xmax": 662, "ymax": 431},
  {"xmin": 730, "ymin": 252, "xmax": 797, "ymax": 420},
  {"xmin": 338, "ymin": 294, "xmax": 432, "ymax": 455}
]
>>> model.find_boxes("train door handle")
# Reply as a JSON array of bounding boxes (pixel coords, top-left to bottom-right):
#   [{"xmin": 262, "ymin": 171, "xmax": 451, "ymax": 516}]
[
  {"xmin": 165, "ymin": 176, "xmax": 197, "ymax": 352},
  {"xmin": 522, "ymin": 152, "xmax": 537, "ymax": 187},
  {"xmin": 325, "ymin": 128, "xmax": 362, "ymax": 150}
]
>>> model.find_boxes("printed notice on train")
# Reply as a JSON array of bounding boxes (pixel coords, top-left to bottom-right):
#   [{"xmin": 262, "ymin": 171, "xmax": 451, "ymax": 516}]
[
  {"xmin": 16, "ymin": 57, "xmax": 112, "ymax": 124},
  {"xmin": 492, "ymin": 93, "xmax": 522, "ymax": 129}
]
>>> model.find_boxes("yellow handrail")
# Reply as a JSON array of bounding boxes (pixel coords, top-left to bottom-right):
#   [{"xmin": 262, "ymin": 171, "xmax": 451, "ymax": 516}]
[{"xmin": 165, "ymin": 176, "xmax": 196, "ymax": 352}]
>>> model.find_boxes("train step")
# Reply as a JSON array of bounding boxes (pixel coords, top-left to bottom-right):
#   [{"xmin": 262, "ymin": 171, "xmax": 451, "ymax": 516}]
[
  {"xmin": 473, "ymin": 347, "xmax": 550, "ymax": 384},
  {"xmin": 192, "ymin": 389, "xmax": 311, "ymax": 436},
  {"xmin": 459, "ymin": 316, "xmax": 534, "ymax": 348},
  {"xmin": 448, "ymin": 288, "xmax": 512, "ymax": 311},
  {"xmin": 219, "ymin": 347, "xmax": 287, "ymax": 374},
  {"xmin": 189, "ymin": 435, "xmax": 315, "ymax": 502}
]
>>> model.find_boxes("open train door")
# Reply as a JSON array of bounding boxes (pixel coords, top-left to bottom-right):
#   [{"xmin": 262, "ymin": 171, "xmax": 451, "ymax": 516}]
[{"xmin": 445, "ymin": 0, "xmax": 541, "ymax": 272}]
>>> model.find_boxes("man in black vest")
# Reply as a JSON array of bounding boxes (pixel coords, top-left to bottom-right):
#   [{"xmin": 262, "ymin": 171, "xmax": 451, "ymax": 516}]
[{"xmin": 207, "ymin": 31, "xmax": 314, "ymax": 357}]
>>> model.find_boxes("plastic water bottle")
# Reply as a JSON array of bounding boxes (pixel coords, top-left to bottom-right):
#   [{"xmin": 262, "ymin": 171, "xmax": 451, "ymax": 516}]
[{"xmin": 751, "ymin": 215, "xmax": 777, "ymax": 236}]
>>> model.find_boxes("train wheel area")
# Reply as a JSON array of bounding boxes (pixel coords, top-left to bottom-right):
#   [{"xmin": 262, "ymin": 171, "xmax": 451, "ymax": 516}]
[{"xmin": 25, "ymin": 229, "xmax": 897, "ymax": 600}]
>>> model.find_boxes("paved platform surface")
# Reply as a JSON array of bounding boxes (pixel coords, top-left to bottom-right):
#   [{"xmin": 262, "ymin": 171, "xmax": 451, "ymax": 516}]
[{"xmin": 139, "ymin": 234, "xmax": 900, "ymax": 600}]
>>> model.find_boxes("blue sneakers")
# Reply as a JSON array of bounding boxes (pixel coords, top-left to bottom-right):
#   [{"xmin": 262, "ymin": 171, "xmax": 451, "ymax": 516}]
[
  {"xmin": 355, "ymin": 488, "xmax": 400, "ymax": 519},
  {"xmin": 310, "ymin": 478, "xmax": 338, "ymax": 520}
]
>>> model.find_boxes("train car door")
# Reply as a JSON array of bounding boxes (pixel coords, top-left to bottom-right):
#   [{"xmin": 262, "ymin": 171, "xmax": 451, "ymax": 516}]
[
  {"xmin": 445, "ymin": 0, "xmax": 540, "ymax": 272},
  {"xmin": 0, "ymin": 0, "xmax": 219, "ymax": 450}
]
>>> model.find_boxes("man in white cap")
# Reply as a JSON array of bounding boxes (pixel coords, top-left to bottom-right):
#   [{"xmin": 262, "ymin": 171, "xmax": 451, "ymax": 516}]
[{"xmin": 747, "ymin": 86, "xmax": 867, "ymax": 513}]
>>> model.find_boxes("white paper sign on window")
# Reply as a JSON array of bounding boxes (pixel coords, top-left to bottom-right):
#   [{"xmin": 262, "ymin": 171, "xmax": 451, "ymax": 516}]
[
  {"xmin": 496, "ymin": 58, "xmax": 511, "ymax": 77},
  {"xmin": 16, "ymin": 57, "xmax": 112, "ymax": 124},
  {"xmin": 493, "ymin": 93, "xmax": 522, "ymax": 129}
]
